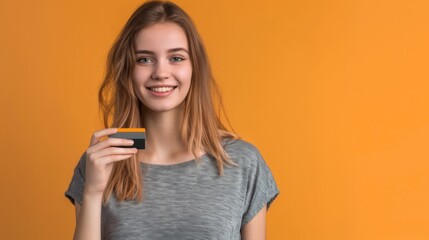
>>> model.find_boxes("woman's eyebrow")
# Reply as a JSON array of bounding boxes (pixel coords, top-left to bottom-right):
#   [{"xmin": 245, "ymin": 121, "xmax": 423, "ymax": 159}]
[
  {"xmin": 135, "ymin": 48, "xmax": 189, "ymax": 54},
  {"xmin": 167, "ymin": 48, "xmax": 189, "ymax": 54}
]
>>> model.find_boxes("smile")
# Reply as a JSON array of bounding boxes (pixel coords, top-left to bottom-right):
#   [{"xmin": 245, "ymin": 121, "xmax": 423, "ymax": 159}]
[
  {"xmin": 146, "ymin": 86, "xmax": 177, "ymax": 93},
  {"xmin": 146, "ymin": 86, "xmax": 178, "ymax": 97}
]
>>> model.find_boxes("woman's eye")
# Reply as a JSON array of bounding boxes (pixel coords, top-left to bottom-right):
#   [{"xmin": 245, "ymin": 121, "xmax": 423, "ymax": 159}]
[
  {"xmin": 137, "ymin": 57, "xmax": 152, "ymax": 64},
  {"xmin": 171, "ymin": 56, "xmax": 184, "ymax": 62}
]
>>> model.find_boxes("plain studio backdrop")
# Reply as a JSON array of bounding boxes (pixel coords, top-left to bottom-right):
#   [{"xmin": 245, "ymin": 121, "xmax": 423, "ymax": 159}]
[{"xmin": 0, "ymin": 0, "xmax": 428, "ymax": 239}]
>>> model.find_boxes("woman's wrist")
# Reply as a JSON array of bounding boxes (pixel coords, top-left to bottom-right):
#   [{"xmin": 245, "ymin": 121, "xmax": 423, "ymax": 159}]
[{"xmin": 82, "ymin": 190, "xmax": 103, "ymax": 203}]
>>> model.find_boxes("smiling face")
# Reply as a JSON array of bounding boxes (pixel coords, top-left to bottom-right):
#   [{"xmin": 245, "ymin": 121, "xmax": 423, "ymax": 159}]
[{"xmin": 133, "ymin": 22, "xmax": 192, "ymax": 113}]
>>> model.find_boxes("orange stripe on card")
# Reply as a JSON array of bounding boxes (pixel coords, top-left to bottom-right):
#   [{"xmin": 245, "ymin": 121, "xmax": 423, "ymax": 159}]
[{"xmin": 117, "ymin": 128, "xmax": 146, "ymax": 132}]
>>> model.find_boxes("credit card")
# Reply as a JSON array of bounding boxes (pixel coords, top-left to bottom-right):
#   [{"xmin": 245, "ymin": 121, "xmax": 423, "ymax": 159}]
[{"xmin": 108, "ymin": 128, "xmax": 146, "ymax": 149}]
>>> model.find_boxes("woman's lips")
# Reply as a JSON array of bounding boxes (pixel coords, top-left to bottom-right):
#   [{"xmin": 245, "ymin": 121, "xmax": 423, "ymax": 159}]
[{"xmin": 146, "ymin": 86, "xmax": 177, "ymax": 97}]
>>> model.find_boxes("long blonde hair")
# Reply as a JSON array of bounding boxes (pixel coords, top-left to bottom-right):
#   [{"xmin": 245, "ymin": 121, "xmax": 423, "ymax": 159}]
[{"xmin": 98, "ymin": 0, "xmax": 239, "ymax": 204}]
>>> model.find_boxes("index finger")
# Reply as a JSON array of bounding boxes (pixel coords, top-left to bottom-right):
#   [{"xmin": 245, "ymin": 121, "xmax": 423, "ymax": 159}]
[{"xmin": 89, "ymin": 128, "xmax": 118, "ymax": 147}]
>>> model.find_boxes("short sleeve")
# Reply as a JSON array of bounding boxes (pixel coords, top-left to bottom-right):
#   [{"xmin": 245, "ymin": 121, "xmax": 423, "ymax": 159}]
[
  {"xmin": 241, "ymin": 147, "xmax": 280, "ymax": 227},
  {"xmin": 64, "ymin": 152, "xmax": 86, "ymax": 205}
]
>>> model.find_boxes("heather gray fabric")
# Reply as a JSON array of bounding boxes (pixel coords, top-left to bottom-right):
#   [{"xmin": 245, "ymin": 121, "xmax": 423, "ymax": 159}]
[{"xmin": 65, "ymin": 139, "xmax": 280, "ymax": 240}]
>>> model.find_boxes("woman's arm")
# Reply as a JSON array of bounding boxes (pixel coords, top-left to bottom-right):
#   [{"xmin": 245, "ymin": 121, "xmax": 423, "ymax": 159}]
[
  {"xmin": 71, "ymin": 128, "xmax": 137, "ymax": 239},
  {"xmin": 73, "ymin": 193, "xmax": 103, "ymax": 240},
  {"xmin": 241, "ymin": 205, "xmax": 267, "ymax": 240}
]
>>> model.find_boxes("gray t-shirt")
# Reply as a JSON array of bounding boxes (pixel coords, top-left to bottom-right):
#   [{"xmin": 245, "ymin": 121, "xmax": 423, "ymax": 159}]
[{"xmin": 65, "ymin": 139, "xmax": 280, "ymax": 240}]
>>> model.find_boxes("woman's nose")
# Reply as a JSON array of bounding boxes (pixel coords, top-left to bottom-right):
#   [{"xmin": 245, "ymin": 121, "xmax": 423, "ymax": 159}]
[{"xmin": 151, "ymin": 60, "xmax": 171, "ymax": 80}]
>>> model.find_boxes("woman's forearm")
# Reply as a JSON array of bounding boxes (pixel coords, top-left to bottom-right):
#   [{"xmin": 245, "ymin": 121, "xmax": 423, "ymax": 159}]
[{"xmin": 74, "ymin": 192, "xmax": 103, "ymax": 240}]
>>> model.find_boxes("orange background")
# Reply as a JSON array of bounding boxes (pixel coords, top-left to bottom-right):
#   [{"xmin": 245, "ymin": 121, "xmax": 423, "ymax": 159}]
[{"xmin": 1, "ymin": 0, "xmax": 428, "ymax": 239}]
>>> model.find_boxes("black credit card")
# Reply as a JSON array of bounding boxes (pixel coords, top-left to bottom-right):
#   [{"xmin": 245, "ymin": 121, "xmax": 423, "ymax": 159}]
[{"xmin": 108, "ymin": 128, "xmax": 146, "ymax": 149}]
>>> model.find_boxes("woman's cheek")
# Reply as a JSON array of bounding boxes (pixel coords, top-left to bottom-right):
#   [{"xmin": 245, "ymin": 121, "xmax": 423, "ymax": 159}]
[
  {"xmin": 133, "ymin": 69, "xmax": 147, "ymax": 84},
  {"xmin": 132, "ymin": 71, "xmax": 146, "ymax": 99},
  {"xmin": 176, "ymin": 64, "xmax": 193, "ymax": 85}
]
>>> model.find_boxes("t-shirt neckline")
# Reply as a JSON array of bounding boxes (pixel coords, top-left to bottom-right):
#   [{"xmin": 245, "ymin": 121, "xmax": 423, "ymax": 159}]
[{"xmin": 139, "ymin": 153, "xmax": 209, "ymax": 169}]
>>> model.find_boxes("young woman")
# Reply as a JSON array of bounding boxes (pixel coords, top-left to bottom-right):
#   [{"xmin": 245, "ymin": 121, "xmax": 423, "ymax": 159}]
[{"xmin": 65, "ymin": 1, "xmax": 279, "ymax": 239}]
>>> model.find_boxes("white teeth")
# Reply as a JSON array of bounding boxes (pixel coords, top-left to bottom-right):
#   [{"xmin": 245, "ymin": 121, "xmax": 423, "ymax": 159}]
[{"xmin": 150, "ymin": 87, "xmax": 174, "ymax": 92}]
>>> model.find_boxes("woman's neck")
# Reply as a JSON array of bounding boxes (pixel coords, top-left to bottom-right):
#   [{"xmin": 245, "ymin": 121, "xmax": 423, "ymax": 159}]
[{"xmin": 137, "ymin": 106, "xmax": 197, "ymax": 164}]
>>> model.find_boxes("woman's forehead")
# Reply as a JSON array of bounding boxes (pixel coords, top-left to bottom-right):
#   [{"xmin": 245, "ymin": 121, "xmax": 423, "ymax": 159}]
[{"xmin": 134, "ymin": 22, "xmax": 189, "ymax": 53}]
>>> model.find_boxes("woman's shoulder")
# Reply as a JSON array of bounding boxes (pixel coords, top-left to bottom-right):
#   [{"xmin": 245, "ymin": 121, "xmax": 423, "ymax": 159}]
[
  {"xmin": 223, "ymin": 138, "xmax": 258, "ymax": 152},
  {"xmin": 222, "ymin": 138, "xmax": 264, "ymax": 167}
]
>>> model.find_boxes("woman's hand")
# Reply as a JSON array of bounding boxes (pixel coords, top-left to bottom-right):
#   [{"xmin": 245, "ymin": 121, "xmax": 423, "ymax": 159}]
[{"xmin": 84, "ymin": 128, "xmax": 137, "ymax": 197}]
